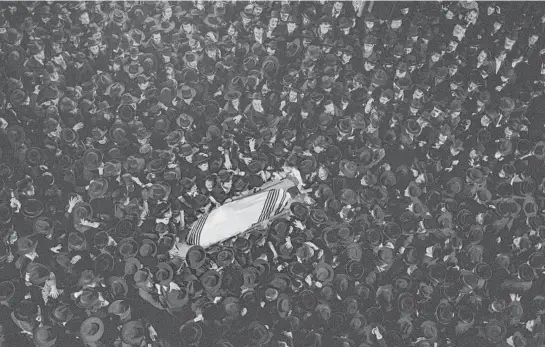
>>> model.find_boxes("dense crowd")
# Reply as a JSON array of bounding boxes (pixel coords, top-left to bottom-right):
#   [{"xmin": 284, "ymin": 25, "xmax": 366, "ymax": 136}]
[{"xmin": 2, "ymin": 1, "xmax": 545, "ymax": 346}]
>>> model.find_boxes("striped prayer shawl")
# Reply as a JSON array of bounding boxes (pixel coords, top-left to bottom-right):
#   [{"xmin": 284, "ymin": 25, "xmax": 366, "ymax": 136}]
[{"xmin": 186, "ymin": 188, "xmax": 290, "ymax": 248}]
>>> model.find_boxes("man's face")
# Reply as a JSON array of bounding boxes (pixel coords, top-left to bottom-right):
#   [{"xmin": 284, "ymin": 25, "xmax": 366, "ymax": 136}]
[
  {"xmin": 334, "ymin": 1, "xmax": 343, "ymax": 10},
  {"xmin": 448, "ymin": 41, "xmax": 458, "ymax": 52},
  {"xmin": 431, "ymin": 53, "xmax": 440, "ymax": 62},
  {"xmin": 487, "ymin": 6, "xmax": 495, "ymax": 15},
  {"xmin": 364, "ymin": 43, "xmax": 374, "ymax": 51},
  {"xmin": 222, "ymin": 181, "xmax": 233, "ymax": 190},
  {"xmin": 320, "ymin": 23, "xmax": 330, "ymax": 33},
  {"xmin": 498, "ymin": 52, "xmax": 507, "ymax": 61},
  {"xmin": 445, "ymin": 11, "xmax": 454, "ymax": 20},
  {"xmin": 254, "ymin": 27, "xmax": 263, "ymax": 36},
  {"xmin": 254, "ymin": 6, "xmax": 263, "ymax": 16},
  {"xmin": 287, "ymin": 22, "xmax": 296, "ymax": 31},
  {"xmin": 281, "ymin": 13, "xmax": 289, "ymax": 21},
  {"xmin": 481, "ymin": 115, "xmax": 491, "ymax": 126},
  {"xmin": 413, "ymin": 89, "xmax": 423, "ymax": 99},
  {"xmin": 318, "ymin": 166, "xmax": 328, "ymax": 180},
  {"xmin": 51, "ymin": 43, "xmax": 62, "ymax": 53},
  {"xmin": 163, "ymin": 7, "xmax": 172, "ymax": 18},
  {"xmin": 365, "ymin": 20, "xmax": 374, "ymax": 29},
  {"xmin": 198, "ymin": 162, "xmax": 209, "ymax": 172},
  {"xmin": 36, "ymin": 51, "xmax": 45, "ymax": 60},
  {"xmin": 453, "ymin": 25, "xmax": 466, "ymax": 40},
  {"xmin": 183, "ymin": 23, "xmax": 192, "ymax": 33},
  {"xmin": 207, "ymin": 48, "xmax": 216, "ymax": 58},
  {"xmin": 379, "ymin": 96, "xmax": 389, "ymax": 104},
  {"xmin": 242, "ymin": 17, "xmax": 251, "ymax": 25},
  {"xmin": 391, "ymin": 19, "xmax": 402, "ymax": 29},
  {"xmin": 252, "ymin": 99, "xmax": 262, "ymax": 109},
  {"xmin": 152, "ymin": 33, "xmax": 161, "ymax": 44},
  {"xmin": 228, "ymin": 26, "xmax": 236, "ymax": 36},
  {"xmin": 80, "ymin": 12, "xmax": 90, "ymax": 25},
  {"xmin": 504, "ymin": 37, "xmax": 516, "ymax": 50},
  {"xmin": 493, "ymin": 22, "xmax": 502, "ymax": 31},
  {"xmin": 270, "ymin": 18, "xmax": 279, "ymax": 28},
  {"xmin": 205, "ymin": 179, "xmax": 214, "ymax": 190},
  {"xmin": 90, "ymin": 45, "xmax": 99, "ymax": 55},
  {"xmin": 478, "ymin": 50, "xmax": 487, "ymax": 62},
  {"xmin": 289, "ymin": 91, "xmax": 297, "ymax": 101},
  {"xmin": 364, "ymin": 61, "xmax": 375, "ymax": 71},
  {"xmin": 431, "ymin": 108, "xmax": 442, "ymax": 118}
]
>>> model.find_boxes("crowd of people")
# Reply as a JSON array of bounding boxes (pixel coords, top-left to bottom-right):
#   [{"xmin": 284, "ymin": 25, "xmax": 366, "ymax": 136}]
[{"xmin": 2, "ymin": 0, "xmax": 545, "ymax": 346}]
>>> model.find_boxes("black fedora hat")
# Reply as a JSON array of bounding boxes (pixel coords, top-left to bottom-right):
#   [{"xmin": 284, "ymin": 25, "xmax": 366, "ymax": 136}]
[
  {"xmin": 427, "ymin": 263, "xmax": 446, "ymax": 284},
  {"xmin": 287, "ymin": 261, "xmax": 307, "ymax": 279},
  {"xmin": 82, "ymin": 148, "xmax": 103, "ymax": 170},
  {"xmin": 435, "ymin": 300, "xmax": 454, "ymax": 325},
  {"xmin": 108, "ymin": 276, "xmax": 129, "ymax": 298},
  {"xmin": 529, "ymin": 251, "xmax": 545, "ymax": 269},
  {"xmin": 457, "ymin": 305, "xmax": 474, "ymax": 324},
  {"xmin": 290, "ymin": 202, "xmax": 309, "ymax": 221},
  {"xmin": 108, "ymin": 300, "xmax": 132, "ymax": 322},
  {"xmin": 474, "ymin": 262, "xmax": 492, "ymax": 280},
  {"xmin": 365, "ymin": 307, "xmax": 384, "ymax": 326},
  {"xmin": 0, "ymin": 280, "xmax": 15, "ymax": 306},
  {"xmin": 346, "ymin": 259, "xmax": 365, "ymax": 280},
  {"xmin": 115, "ymin": 218, "xmax": 135, "ymax": 239},
  {"xmin": 118, "ymin": 238, "xmax": 139, "ymax": 258},
  {"xmin": 383, "ymin": 222, "xmax": 402, "ymax": 240},
  {"xmin": 365, "ymin": 227, "xmax": 382, "ymax": 247},
  {"xmin": 0, "ymin": 203, "xmax": 13, "ymax": 224},
  {"xmin": 299, "ymin": 290, "xmax": 318, "ymax": 311},
  {"xmin": 201, "ymin": 269, "xmax": 222, "ymax": 293},
  {"xmin": 25, "ymin": 147, "xmax": 45, "ymax": 167},
  {"xmin": 21, "ymin": 198, "xmax": 44, "ymax": 218},
  {"xmin": 95, "ymin": 252, "xmax": 114, "ymax": 274},
  {"xmin": 27, "ymin": 263, "xmax": 51, "ymax": 285},
  {"xmin": 496, "ymin": 181, "xmax": 513, "ymax": 198},
  {"xmin": 186, "ymin": 245, "xmax": 207, "ymax": 269},
  {"xmin": 248, "ymin": 321, "xmax": 271, "ymax": 345},
  {"xmin": 519, "ymin": 263, "xmax": 535, "ymax": 282},
  {"xmin": 309, "ymin": 208, "xmax": 328, "ymax": 226},
  {"xmin": 50, "ymin": 303, "xmax": 74, "ymax": 325},
  {"xmin": 93, "ymin": 231, "xmax": 109, "ymax": 249},
  {"xmin": 398, "ymin": 292, "xmax": 416, "ymax": 316}
]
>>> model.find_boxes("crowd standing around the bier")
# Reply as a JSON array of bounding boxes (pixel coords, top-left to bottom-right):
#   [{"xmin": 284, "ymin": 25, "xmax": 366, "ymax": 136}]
[{"xmin": 3, "ymin": 1, "xmax": 545, "ymax": 346}]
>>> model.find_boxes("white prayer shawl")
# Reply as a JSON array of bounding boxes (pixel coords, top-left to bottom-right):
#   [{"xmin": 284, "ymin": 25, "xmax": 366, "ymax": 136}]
[{"xmin": 186, "ymin": 188, "xmax": 291, "ymax": 248}]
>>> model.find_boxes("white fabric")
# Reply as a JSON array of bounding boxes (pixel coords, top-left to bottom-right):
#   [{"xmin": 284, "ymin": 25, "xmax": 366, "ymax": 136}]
[{"xmin": 186, "ymin": 187, "xmax": 291, "ymax": 248}]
